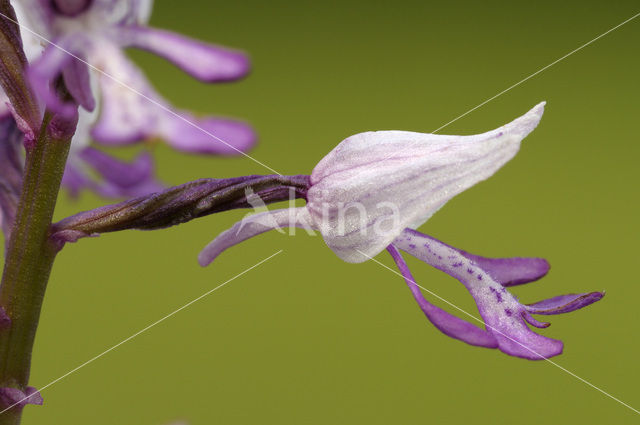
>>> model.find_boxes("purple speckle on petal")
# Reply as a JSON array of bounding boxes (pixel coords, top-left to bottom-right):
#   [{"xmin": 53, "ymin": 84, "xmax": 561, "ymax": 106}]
[
  {"xmin": 467, "ymin": 268, "xmax": 473, "ymax": 274},
  {"xmin": 452, "ymin": 262, "xmax": 463, "ymax": 268},
  {"xmin": 477, "ymin": 274, "xmax": 483, "ymax": 281},
  {"xmin": 409, "ymin": 243, "xmax": 416, "ymax": 249},
  {"xmin": 504, "ymin": 308, "xmax": 513, "ymax": 316}
]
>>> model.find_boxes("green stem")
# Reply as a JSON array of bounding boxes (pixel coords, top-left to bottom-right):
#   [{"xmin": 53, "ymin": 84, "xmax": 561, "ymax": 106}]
[{"xmin": 0, "ymin": 109, "xmax": 72, "ymax": 424}]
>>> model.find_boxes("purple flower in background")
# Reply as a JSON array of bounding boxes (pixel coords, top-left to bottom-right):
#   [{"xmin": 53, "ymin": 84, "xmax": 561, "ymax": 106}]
[
  {"xmin": 197, "ymin": 103, "xmax": 603, "ymax": 359},
  {"xmin": 20, "ymin": 0, "xmax": 255, "ymax": 154},
  {"xmin": 2, "ymin": 0, "xmax": 256, "ymax": 199}
]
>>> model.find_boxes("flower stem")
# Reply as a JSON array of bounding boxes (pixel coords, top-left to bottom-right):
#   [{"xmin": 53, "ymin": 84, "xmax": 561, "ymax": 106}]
[{"xmin": 0, "ymin": 109, "xmax": 73, "ymax": 424}]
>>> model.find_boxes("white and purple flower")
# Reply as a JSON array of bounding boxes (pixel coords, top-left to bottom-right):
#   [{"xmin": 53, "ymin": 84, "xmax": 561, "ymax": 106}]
[
  {"xmin": 1, "ymin": 0, "xmax": 256, "ymax": 200},
  {"xmin": 197, "ymin": 103, "xmax": 604, "ymax": 360}
]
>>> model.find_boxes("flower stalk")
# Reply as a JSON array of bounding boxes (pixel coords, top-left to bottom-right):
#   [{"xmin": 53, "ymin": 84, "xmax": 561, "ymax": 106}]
[
  {"xmin": 0, "ymin": 102, "xmax": 76, "ymax": 423},
  {"xmin": 52, "ymin": 174, "xmax": 311, "ymax": 242}
]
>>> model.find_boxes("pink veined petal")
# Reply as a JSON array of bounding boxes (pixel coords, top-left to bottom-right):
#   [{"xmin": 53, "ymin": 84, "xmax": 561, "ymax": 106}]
[
  {"xmin": 27, "ymin": 36, "xmax": 88, "ymax": 117},
  {"xmin": 387, "ymin": 245, "xmax": 498, "ymax": 348},
  {"xmin": 198, "ymin": 207, "xmax": 315, "ymax": 266},
  {"xmin": 393, "ymin": 228, "xmax": 564, "ymax": 360},
  {"xmin": 527, "ymin": 292, "xmax": 604, "ymax": 315},
  {"xmin": 307, "ymin": 102, "xmax": 546, "ymax": 263},
  {"xmin": 77, "ymin": 147, "xmax": 164, "ymax": 198},
  {"xmin": 61, "ymin": 55, "xmax": 95, "ymax": 111},
  {"xmin": 118, "ymin": 26, "xmax": 251, "ymax": 82}
]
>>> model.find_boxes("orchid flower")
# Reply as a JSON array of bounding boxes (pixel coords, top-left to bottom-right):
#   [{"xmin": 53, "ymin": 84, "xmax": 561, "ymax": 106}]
[
  {"xmin": 197, "ymin": 102, "xmax": 604, "ymax": 360},
  {"xmin": 19, "ymin": 0, "xmax": 255, "ymax": 154},
  {"xmin": 0, "ymin": 0, "xmax": 256, "ymax": 201}
]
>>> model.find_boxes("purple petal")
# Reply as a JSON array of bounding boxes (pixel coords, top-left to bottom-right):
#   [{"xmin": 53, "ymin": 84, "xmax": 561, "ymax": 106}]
[
  {"xmin": 0, "ymin": 386, "xmax": 43, "ymax": 408},
  {"xmin": 27, "ymin": 36, "xmax": 88, "ymax": 117},
  {"xmin": 78, "ymin": 147, "xmax": 157, "ymax": 189},
  {"xmin": 457, "ymin": 254, "xmax": 549, "ymax": 287},
  {"xmin": 420, "ymin": 234, "xmax": 550, "ymax": 286},
  {"xmin": 62, "ymin": 55, "xmax": 95, "ymax": 111},
  {"xmin": 394, "ymin": 228, "xmax": 563, "ymax": 360},
  {"xmin": 522, "ymin": 311, "xmax": 550, "ymax": 328},
  {"xmin": 64, "ymin": 147, "xmax": 164, "ymax": 199},
  {"xmin": 387, "ymin": 245, "xmax": 498, "ymax": 348},
  {"xmin": 527, "ymin": 292, "xmax": 604, "ymax": 315},
  {"xmin": 161, "ymin": 115, "xmax": 256, "ymax": 155},
  {"xmin": 23, "ymin": 387, "xmax": 43, "ymax": 405},
  {"xmin": 120, "ymin": 26, "xmax": 250, "ymax": 82},
  {"xmin": 90, "ymin": 49, "xmax": 256, "ymax": 154},
  {"xmin": 199, "ymin": 207, "xmax": 314, "ymax": 266}
]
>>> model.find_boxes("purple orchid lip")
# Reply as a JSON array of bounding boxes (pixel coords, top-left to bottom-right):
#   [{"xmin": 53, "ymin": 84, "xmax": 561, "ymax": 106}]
[{"xmin": 390, "ymin": 228, "xmax": 604, "ymax": 360}]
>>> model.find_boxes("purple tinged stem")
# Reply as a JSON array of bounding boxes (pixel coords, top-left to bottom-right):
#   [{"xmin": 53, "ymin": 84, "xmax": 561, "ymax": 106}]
[
  {"xmin": 0, "ymin": 104, "xmax": 75, "ymax": 422},
  {"xmin": 52, "ymin": 175, "xmax": 311, "ymax": 242}
]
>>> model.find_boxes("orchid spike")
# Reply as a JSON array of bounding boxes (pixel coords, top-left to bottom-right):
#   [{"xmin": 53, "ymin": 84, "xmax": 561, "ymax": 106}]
[{"xmin": 198, "ymin": 102, "xmax": 604, "ymax": 359}]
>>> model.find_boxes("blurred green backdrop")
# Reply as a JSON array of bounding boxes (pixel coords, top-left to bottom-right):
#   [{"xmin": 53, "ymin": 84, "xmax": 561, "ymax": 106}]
[{"xmin": 3, "ymin": 0, "xmax": 640, "ymax": 423}]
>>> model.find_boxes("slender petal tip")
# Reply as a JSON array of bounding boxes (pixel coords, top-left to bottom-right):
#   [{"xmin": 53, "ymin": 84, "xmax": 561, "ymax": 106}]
[{"xmin": 527, "ymin": 291, "xmax": 604, "ymax": 315}]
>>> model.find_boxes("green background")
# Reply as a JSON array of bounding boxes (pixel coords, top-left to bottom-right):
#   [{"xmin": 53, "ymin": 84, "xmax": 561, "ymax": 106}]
[{"xmin": 4, "ymin": 0, "xmax": 640, "ymax": 423}]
